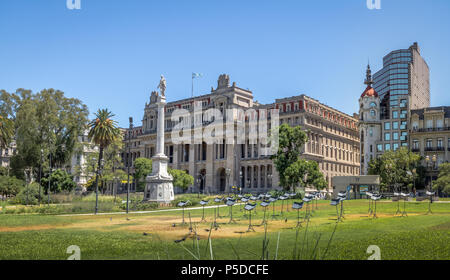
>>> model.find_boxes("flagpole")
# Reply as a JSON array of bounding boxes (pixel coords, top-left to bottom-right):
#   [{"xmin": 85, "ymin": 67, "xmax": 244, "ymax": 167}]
[{"xmin": 192, "ymin": 73, "xmax": 202, "ymax": 98}]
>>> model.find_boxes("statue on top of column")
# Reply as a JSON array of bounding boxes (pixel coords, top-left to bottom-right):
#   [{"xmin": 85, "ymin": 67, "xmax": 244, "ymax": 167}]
[{"xmin": 157, "ymin": 75, "xmax": 166, "ymax": 96}]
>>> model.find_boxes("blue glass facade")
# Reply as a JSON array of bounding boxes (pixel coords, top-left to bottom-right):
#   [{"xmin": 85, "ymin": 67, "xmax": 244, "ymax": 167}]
[{"xmin": 373, "ymin": 49, "xmax": 412, "ymax": 118}]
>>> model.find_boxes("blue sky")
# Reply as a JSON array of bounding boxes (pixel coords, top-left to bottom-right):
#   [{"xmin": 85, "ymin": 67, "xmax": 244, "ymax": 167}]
[{"xmin": 1, "ymin": 0, "xmax": 449, "ymax": 127}]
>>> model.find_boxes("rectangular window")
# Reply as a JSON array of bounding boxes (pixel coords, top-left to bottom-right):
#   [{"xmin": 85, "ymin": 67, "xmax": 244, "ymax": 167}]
[
  {"xmin": 385, "ymin": 144, "xmax": 391, "ymax": 151},
  {"xmin": 392, "ymin": 111, "xmax": 399, "ymax": 119},
  {"xmin": 437, "ymin": 138, "xmax": 443, "ymax": 148},
  {"xmin": 400, "ymin": 121, "xmax": 407, "ymax": 130},
  {"xmin": 393, "ymin": 143, "xmax": 399, "ymax": 151},
  {"xmin": 384, "ymin": 122, "xmax": 391, "ymax": 130},
  {"xmin": 426, "ymin": 139, "xmax": 433, "ymax": 148},
  {"xmin": 393, "ymin": 132, "xmax": 399, "ymax": 140},
  {"xmin": 377, "ymin": 144, "xmax": 383, "ymax": 152},
  {"xmin": 385, "ymin": 133, "xmax": 391, "ymax": 141},
  {"xmin": 392, "ymin": 122, "xmax": 399, "ymax": 130}
]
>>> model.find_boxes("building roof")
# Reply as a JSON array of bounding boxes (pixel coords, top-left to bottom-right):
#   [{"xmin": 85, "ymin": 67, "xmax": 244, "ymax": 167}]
[
  {"xmin": 411, "ymin": 106, "xmax": 450, "ymax": 120},
  {"xmin": 361, "ymin": 85, "xmax": 378, "ymax": 98}
]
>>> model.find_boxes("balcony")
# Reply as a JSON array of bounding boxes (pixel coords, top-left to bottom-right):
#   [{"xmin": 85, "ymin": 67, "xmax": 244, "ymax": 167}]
[
  {"xmin": 411, "ymin": 148, "xmax": 420, "ymax": 153},
  {"xmin": 411, "ymin": 127, "xmax": 450, "ymax": 133},
  {"xmin": 425, "ymin": 147, "xmax": 445, "ymax": 152}
]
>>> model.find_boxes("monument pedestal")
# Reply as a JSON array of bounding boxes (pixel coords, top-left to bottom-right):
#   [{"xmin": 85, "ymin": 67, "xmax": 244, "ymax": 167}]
[{"xmin": 144, "ymin": 154, "xmax": 174, "ymax": 203}]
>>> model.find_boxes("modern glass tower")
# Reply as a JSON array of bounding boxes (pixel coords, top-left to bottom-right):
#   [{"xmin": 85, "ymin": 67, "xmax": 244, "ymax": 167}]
[{"xmin": 371, "ymin": 42, "xmax": 430, "ymax": 153}]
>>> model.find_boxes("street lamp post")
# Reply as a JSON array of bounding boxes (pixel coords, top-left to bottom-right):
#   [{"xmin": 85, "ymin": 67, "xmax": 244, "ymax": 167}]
[
  {"xmin": 47, "ymin": 151, "xmax": 52, "ymax": 205},
  {"xmin": 126, "ymin": 117, "xmax": 133, "ymax": 215},
  {"xmin": 24, "ymin": 168, "xmax": 32, "ymax": 206},
  {"xmin": 38, "ymin": 149, "xmax": 43, "ymax": 204}
]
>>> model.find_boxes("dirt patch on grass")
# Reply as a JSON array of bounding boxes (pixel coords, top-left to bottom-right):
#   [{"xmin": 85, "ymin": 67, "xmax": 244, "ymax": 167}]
[
  {"xmin": 0, "ymin": 225, "xmax": 57, "ymax": 232},
  {"xmin": 121, "ymin": 215, "xmax": 325, "ymax": 240},
  {"xmin": 431, "ymin": 221, "xmax": 450, "ymax": 231}
]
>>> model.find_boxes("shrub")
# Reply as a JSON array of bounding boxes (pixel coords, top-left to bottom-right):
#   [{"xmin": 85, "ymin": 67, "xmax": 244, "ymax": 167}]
[
  {"xmin": 119, "ymin": 196, "xmax": 159, "ymax": 211},
  {"xmin": 171, "ymin": 194, "xmax": 207, "ymax": 207},
  {"xmin": 13, "ymin": 183, "xmax": 40, "ymax": 205},
  {"xmin": 81, "ymin": 193, "xmax": 116, "ymax": 203}
]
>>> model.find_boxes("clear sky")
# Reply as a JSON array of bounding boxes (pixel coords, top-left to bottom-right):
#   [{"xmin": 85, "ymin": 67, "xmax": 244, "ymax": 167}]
[{"xmin": 1, "ymin": 0, "xmax": 449, "ymax": 127}]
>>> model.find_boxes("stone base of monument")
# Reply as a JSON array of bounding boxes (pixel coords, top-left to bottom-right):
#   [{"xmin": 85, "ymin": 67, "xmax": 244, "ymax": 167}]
[
  {"xmin": 143, "ymin": 180, "xmax": 174, "ymax": 204},
  {"xmin": 143, "ymin": 155, "xmax": 174, "ymax": 204}
]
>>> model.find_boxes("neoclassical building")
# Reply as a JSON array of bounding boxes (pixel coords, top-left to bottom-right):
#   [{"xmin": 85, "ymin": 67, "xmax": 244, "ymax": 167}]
[
  {"xmin": 410, "ymin": 106, "xmax": 450, "ymax": 186},
  {"xmin": 123, "ymin": 74, "xmax": 360, "ymax": 194}
]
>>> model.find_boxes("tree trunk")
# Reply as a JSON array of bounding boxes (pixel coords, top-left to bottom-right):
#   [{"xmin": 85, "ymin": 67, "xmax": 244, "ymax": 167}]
[{"xmin": 94, "ymin": 146, "xmax": 104, "ymax": 214}]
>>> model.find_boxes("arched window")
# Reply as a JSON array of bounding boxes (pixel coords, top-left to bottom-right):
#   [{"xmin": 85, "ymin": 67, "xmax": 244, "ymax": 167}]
[{"xmin": 370, "ymin": 102, "xmax": 377, "ymax": 107}]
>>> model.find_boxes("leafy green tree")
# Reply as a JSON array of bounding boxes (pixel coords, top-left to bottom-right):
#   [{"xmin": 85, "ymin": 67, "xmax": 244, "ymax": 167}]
[
  {"xmin": 0, "ymin": 176, "xmax": 25, "ymax": 198},
  {"xmin": 433, "ymin": 163, "xmax": 450, "ymax": 195},
  {"xmin": 368, "ymin": 147, "xmax": 422, "ymax": 191},
  {"xmin": 271, "ymin": 123, "xmax": 308, "ymax": 189},
  {"xmin": 169, "ymin": 169, "xmax": 194, "ymax": 191},
  {"xmin": 0, "ymin": 115, "xmax": 14, "ymax": 149},
  {"xmin": 0, "ymin": 166, "xmax": 9, "ymax": 176},
  {"xmin": 1, "ymin": 89, "xmax": 89, "ymax": 178},
  {"xmin": 40, "ymin": 169, "xmax": 77, "ymax": 194},
  {"xmin": 134, "ymin": 158, "xmax": 152, "ymax": 191},
  {"xmin": 285, "ymin": 159, "xmax": 326, "ymax": 192},
  {"xmin": 77, "ymin": 137, "xmax": 125, "ymax": 193},
  {"xmin": 88, "ymin": 109, "xmax": 121, "ymax": 214},
  {"xmin": 14, "ymin": 183, "xmax": 40, "ymax": 205}
]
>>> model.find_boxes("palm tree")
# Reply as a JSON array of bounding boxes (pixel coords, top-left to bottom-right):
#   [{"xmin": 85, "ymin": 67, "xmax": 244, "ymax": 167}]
[
  {"xmin": 0, "ymin": 115, "xmax": 14, "ymax": 149},
  {"xmin": 88, "ymin": 109, "xmax": 121, "ymax": 214}
]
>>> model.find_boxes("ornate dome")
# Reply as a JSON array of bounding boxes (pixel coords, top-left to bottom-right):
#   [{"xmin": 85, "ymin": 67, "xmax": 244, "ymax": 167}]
[{"xmin": 361, "ymin": 86, "xmax": 378, "ymax": 98}]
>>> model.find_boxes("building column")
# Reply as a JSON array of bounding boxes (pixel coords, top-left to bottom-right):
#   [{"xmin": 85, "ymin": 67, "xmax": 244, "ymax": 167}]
[
  {"xmin": 248, "ymin": 166, "xmax": 253, "ymax": 189},
  {"xmin": 206, "ymin": 143, "xmax": 214, "ymax": 193},
  {"xmin": 226, "ymin": 143, "xmax": 234, "ymax": 193},
  {"xmin": 172, "ymin": 144, "xmax": 179, "ymax": 169},
  {"xmin": 273, "ymin": 167, "xmax": 280, "ymax": 189},
  {"xmin": 261, "ymin": 165, "xmax": 265, "ymax": 190},
  {"xmin": 189, "ymin": 144, "xmax": 196, "ymax": 192}
]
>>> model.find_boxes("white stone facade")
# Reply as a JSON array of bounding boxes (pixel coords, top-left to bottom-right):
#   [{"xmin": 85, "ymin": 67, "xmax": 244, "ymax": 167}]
[{"xmin": 123, "ymin": 74, "xmax": 361, "ymax": 194}]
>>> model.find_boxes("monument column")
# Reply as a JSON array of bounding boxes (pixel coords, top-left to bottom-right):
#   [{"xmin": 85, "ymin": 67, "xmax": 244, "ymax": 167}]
[{"xmin": 144, "ymin": 76, "xmax": 174, "ymax": 204}]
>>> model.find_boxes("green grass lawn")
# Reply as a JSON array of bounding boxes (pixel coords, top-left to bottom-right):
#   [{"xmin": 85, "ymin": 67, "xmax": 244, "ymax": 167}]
[{"xmin": 0, "ymin": 199, "xmax": 449, "ymax": 260}]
